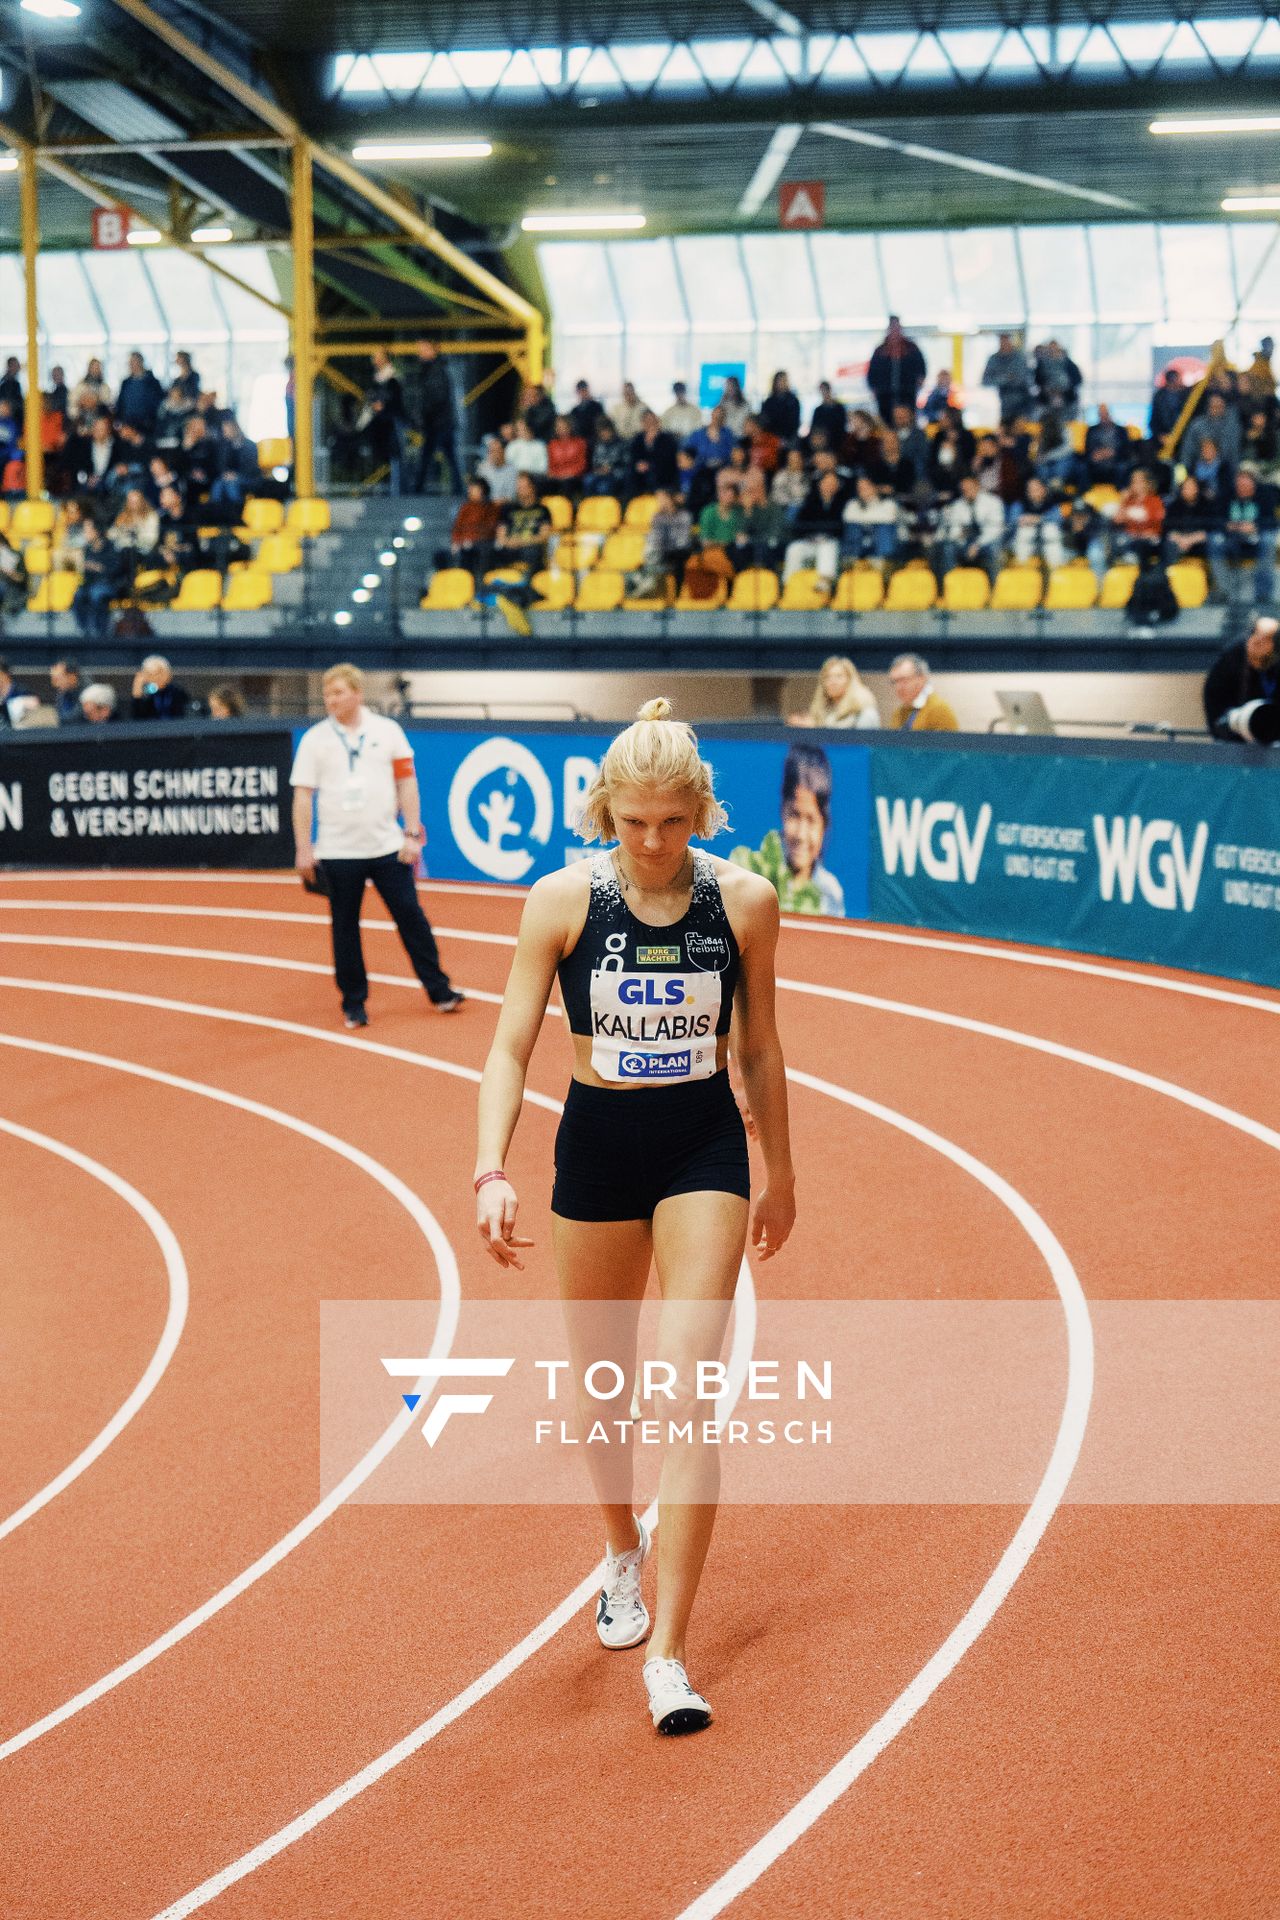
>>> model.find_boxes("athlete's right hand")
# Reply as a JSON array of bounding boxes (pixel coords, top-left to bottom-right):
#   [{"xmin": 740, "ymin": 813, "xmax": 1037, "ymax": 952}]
[{"xmin": 477, "ymin": 1178, "xmax": 534, "ymax": 1269}]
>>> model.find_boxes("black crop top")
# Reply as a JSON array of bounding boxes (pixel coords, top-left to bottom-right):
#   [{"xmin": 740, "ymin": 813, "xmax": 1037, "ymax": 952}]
[{"xmin": 557, "ymin": 849, "xmax": 741, "ymax": 1084}]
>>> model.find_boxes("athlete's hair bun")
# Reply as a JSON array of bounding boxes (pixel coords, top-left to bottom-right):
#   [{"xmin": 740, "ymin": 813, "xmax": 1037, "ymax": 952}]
[{"xmin": 636, "ymin": 696, "xmax": 673, "ymax": 722}]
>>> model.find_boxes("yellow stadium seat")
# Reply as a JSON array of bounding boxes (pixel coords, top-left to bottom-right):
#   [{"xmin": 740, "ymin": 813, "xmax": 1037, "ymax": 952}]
[
  {"xmin": 885, "ymin": 564, "xmax": 938, "ymax": 612},
  {"xmin": 676, "ymin": 575, "xmax": 728, "ymax": 611},
  {"xmin": 624, "ymin": 494, "xmax": 659, "ymax": 530},
  {"xmin": 1083, "ymin": 484, "xmax": 1120, "ymax": 515},
  {"xmin": 779, "ymin": 567, "xmax": 831, "ymax": 611},
  {"xmin": 1099, "ymin": 563, "xmax": 1138, "ymax": 609},
  {"xmin": 728, "ymin": 567, "xmax": 780, "ymax": 612},
  {"xmin": 832, "ymin": 564, "xmax": 885, "ymax": 613},
  {"xmin": 599, "ymin": 529, "xmax": 647, "ymax": 573},
  {"xmin": 1044, "ymin": 563, "xmax": 1099, "ymax": 611},
  {"xmin": 223, "ymin": 569, "xmax": 273, "ymax": 611},
  {"xmin": 242, "ymin": 497, "xmax": 285, "ymax": 538},
  {"xmin": 0, "ymin": 501, "xmax": 10, "ymax": 535},
  {"xmin": 173, "ymin": 568, "xmax": 224, "ymax": 611},
  {"xmin": 991, "ymin": 566, "xmax": 1043, "ymax": 611},
  {"xmin": 421, "ymin": 567, "xmax": 475, "ymax": 610},
  {"xmin": 256, "ymin": 534, "xmax": 303, "ymax": 574},
  {"xmin": 552, "ymin": 534, "xmax": 592, "ymax": 572},
  {"xmin": 943, "ymin": 566, "xmax": 991, "ymax": 611},
  {"xmin": 575, "ymin": 568, "xmax": 625, "ymax": 613},
  {"xmin": 576, "ymin": 495, "xmax": 621, "ymax": 534},
  {"xmin": 286, "ymin": 497, "xmax": 331, "ymax": 539},
  {"xmin": 623, "ymin": 575, "xmax": 674, "ymax": 610},
  {"xmin": 1168, "ymin": 560, "xmax": 1209, "ymax": 609},
  {"xmin": 1068, "ymin": 420, "xmax": 1088, "ymax": 455},
  {"xmin": 23, "ymin": 539, "xmax": 51, "ymax": 576},
  {"xmin": 257, "ymin": 436, "xmax": 293, "ymax": 471},
  {"xmin": 531, "ymin": 568, "xmax": 575, "ymax": 611},
  {"xmin": 12, "ymin": 499, "xmax": 54, "ymax": 541},
  {"xmin": 542, "ymin": 494, "xmax": 574, "ymax": 532},
  {"xmin": 1126, "ymin": 422, "xmax": 1145, "ymax": 441},
  {"xmin": 28, "ymin": 571, "xmax": 78, "ymax": 614},
  {"xmin": 131, "ymin": 569, "xmax": 172, "ymax": 599}
]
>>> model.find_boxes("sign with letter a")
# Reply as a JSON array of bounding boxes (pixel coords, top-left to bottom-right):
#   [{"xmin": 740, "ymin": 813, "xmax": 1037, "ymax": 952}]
[
  {"xmin": 91, "ymin": 207, "xmax": 130, "ymax": 251},
  {"xmin": 779, "ymin": 181, "xmax": 825, "ymax": 229}
]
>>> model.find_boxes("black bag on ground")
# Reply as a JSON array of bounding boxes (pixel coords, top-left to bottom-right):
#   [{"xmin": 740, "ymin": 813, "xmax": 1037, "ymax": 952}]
[{"xmin": 1125, "ymin": 553, "xmax": 1179, "ymax": 625}]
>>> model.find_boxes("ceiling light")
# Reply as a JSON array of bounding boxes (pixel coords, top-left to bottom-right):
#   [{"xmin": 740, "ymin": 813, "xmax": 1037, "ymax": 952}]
[
  {"xmin": 0, "ymin": 155, "xmax": 18, "ymax": 174},
  {"xmin": 126, "ymin": 228, "xmax": 162, "ymax": 246},
  {"xmin": 361, "ymin": 573, "xmax": 381, "ymax": 589},
  {"xmin": 379, "ymin": 550, "xmax": 397, "ymax": 566},
  {"xmin": 352, "ymin": 141, "xmax": 492, "ymax": 161},
  {"xmin": 1222, "ymin": 193, "xmax": 1280, "ymax": 211},
  {"xmin": 352, "ymin": 588, "xmax": 371, "ymax": 604},
  {"xmin": 191, "ymin": 225, "xmax": 233, "ymax": 244},
  {"xmin": 1151, "ymin": 114, "xmax": 1280, "ymax": 135},
  {"xmin": 521, "ymin": 211, "xmax": 646, "ymax": 233},
  {"xmin": 402, "ymin": 516, "xmax": 422, "ymax": 531},
  {"xmin": 391, "ymin": 536, "xmax": 406, "ymax": 549},
  {"xmin": 21, "ymin": 0, "xmax": 81, "ymax": 18},
  {"xmin": 333, "ymin": 609, "xmax": 353, "ymax": 626}
]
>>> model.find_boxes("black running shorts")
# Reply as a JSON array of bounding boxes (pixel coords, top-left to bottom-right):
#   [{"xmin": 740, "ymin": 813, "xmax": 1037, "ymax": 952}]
[{"xmin": 551, "ymin": 1069, "xmax": 750, "ymax": 1223}]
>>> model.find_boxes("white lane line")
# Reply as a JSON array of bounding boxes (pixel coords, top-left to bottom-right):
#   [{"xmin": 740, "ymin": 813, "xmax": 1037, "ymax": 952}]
[
  {"xmin": 0, "ymin": 1024, "xmax": 460, "ymax": 1764},
  {"xmin": 143, "ymin": 1072, "xmax": 1085, "ymax": 1919},
  {"xmin": 0, "ymin": 1120, "xmax": 188, "ymax": 1545},
  {"xmin": 0, "ymin": 899, "xmax": 518, "ymax": 948},
  {"xmin": 0, "ymin": 872, "xmax": 527, "ymax": 902}
]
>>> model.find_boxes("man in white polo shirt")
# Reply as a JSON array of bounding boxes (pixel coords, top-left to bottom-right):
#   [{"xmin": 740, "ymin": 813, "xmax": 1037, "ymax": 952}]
[{"xmin": 291, "ymin": 662, "xmax": 464, "ymax": 1029}]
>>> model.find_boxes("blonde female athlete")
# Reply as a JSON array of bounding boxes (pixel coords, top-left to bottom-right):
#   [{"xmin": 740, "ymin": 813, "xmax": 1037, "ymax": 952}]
[{"xmin": 474, "ymin": 700, "xmax": 795, "ymax": 1735}]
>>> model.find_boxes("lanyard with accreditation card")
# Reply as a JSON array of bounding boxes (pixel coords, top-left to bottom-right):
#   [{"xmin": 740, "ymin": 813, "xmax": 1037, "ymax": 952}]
[{"xmin": 330, "ymin": 718, "xmax": 367, "ymax": 811}]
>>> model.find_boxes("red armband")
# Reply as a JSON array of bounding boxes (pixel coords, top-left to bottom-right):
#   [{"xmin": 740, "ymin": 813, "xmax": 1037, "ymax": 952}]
[{"xmin": 392, "ymin": 756, "xmax": 414, "ymax": 779}]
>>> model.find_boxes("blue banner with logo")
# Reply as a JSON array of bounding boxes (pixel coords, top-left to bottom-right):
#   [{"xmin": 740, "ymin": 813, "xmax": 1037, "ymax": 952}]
[{"xmin": 869, "ymin": 746, "xmax": 1280, "ymax": 987}]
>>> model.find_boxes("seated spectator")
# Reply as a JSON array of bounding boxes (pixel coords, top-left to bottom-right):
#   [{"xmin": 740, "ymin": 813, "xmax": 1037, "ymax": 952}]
[
  {"xmin": 1243, "ymin": 337, "xmax": 1276, "ymax": 409},
  {"xmin": 892, "ymin": 404, "xmax": 930, "ymax": 485},
  {"xmin": 675, "ymin": 446, "xmax": 710, "ymax": 516},
  {"xmin": 147, "ymin": 453, "xmax": 184, "ymax": 505},
  {"xmin": 936, "ymin": 473, "xmax": 1004, "ymax": 581},
  {"xmin": 921, "ymin": 369, "xmax": 954, "ymax": 423},
  {"xmin": 625, "ymin": 487, "xmax": 692, "ymax": 599},
  {"xmin": 1183, "ymin": 390, "xmax": 1241, "ymax": 474},
  {"xmin": 1112, "ymin": 468, "xmax": 1165, "ymax": 558},
  {"xmin": 661, "ymin": 382, "xmax": 702, "ymax": 439},
  {"xmin": 131, "ymin": 654, "xmax": 189, "ymax": 721},
  {"xmin": 1010, "ymin": 476, "xmax": 1067, "ymax": 567},
  {"xmin": 207, "ymin": 418, "xmax": 258, "ymax": 517},
  {"xmin": 898, "ymin": 481, "xmax": 941, "ymax": 564},
  {"xmin": 45, "ymin": 364, "xmax": 69, "ymax": 422},
  {"xmin": 630, "ymin": 411, "xmax": 679, "ymax": 494},
  {"xmin": 1035, "ymin": 408, "xmax": 1078, "ymax": 490},
  {"xmin": 697, "ymin": 472, "xmax": 744, "ymax": 552},
  {"xmin": 746, "ymin": 415, "xmax": 782, "ymax": 476},
  {"xmin": 51, "ymin": 496, "xmax": 91, "ymax": 573},
  {"xmin": 208, "ymin": 683, "xmax": 246, "ymax": 719},
  {"xmin": 783, "ymin": 469, "xmax": 846, "ymax": 588},
  {"xmin": 73, "ymin": 519, "xmax": 130, "ymax": 639},
  {"xmin": 1164, "ymin": 475, "xmax": 1219, "ymax": 577},
  {"xmin": 874, "ymin": 429, "xmax": 915, "ymax": 496},
  {"xmin": 1063, "ymin": 496, "xmax": 1109, "ymax": 577},
  {"xmin": 1084, "ymin": 405, "xmax": 1132, "ymax": 488},
  {"xmin": 477, "ymin": 434, "xmax": 518, "ymax": 503},
  {"xmin": 1203, "ymin": 615, "xmax": 1280, "ymax": 742},
  {"xmin": 760, "ymin": 370, "xmax": 800, "ymax": 444},
  {"xmin": 983, "ymin": 333, "xmax": 1033, "ymax": 425},
  {"xmin": 610, "ymin": 380, "xmax": 648, "ymax": 441},
  {"xmin": 547, "ymin": 415, "xmax": 589, "ymax": 492},
  {"xmin": 493, "ymin": 470, "xmax": 551, "ymax": 588},
  {"xmin": 507, "ymin": 417, "xmax": 549, "ymax": 479},
  {"xmin": 109, "ymin": 486, "xmax": 161, "ymax": 563},
  {"xmin": 927, "ymin": 420, "xmax": 972, "ymax": 499},
  {"xmin": 687, "ymin": 406, "xmax": 737, "ymax": 478},
  {"xmin": 49, "ymin": 659, "xmax": 81, "ymax": 723},
  {"xmin": 1191, "ymin": 436, "xmax": 1232, "ymax": 517},
  {"xmin": 887, "ymin": 652, "xmax": 959, "ymax": 731},
  {"xmin": 438, "ymin": 476, "xmax": 501, "ymax": 580},
  {"xmin": 79, "ymin": 681, "xmax": 118, "ymax": 723},
  {"xmin": 1222, "ymin": 470, "xmax": 1277, "ymax": 607},
  {"xmin": 178, "ymin": 414, "xmax": 218, "ymax": 494},
  {"xmin": 788, "ymin": 655, "xmax": 880, "ymax": 731},
  {"xmin": 1150, "ymin": 367, "xmax": 1187, "ymax": 446},
  {"xmin": 841, "ymin": 474, "xmax": 900, "ymax": 565},
  {"xmin": 70, "ymin": 358, "xmax": 112, "ymax": 429},
  {"xmin": 733, "ymin": 467, "xmax": 788, "ymax": 571},
  {"xmin": 770, "ymin": 446, "xmax": 809, "ymax": 515},
  {"xmin": 0, "ymin": 398, "xmax": 22, "ymax": 477},
  {"xmin": 154, "ymin": 382, "xmax": 196, "ymax": 450},
  {"xmin": 0, "ymin": 535, "xmax": 27, "ymax": 615},
  {"xmin": 867, "ymin": 317, "xmax": 926, "ymax": 424},
  {"xmin": 809, "ymin": 381, "xmax": 847, "ymax": 452},
  {"xmin": 584, "ymin": 417, "xmax": 631, "ymax": 498},
  {"xmin": 1241, "ymin": 408, "xmax": 1279, "ymax": 481},
  {"xmin": 520, "ymin": 380, "xmax": 557, "ymax": 441},
  {"xmin": 568, "ymin": 379, "xmax": 605, "ymax": 445},
  {"xmin": 1032, "ymin": 338, "xmax": 1082, "ymax": 416},
  {"xmin": 116, "ymin": 351, "xmax": 164, "ymax": 437},
  {"xmin": 717, "ymin": 374, "xmax": 751, "ymax": 436}
]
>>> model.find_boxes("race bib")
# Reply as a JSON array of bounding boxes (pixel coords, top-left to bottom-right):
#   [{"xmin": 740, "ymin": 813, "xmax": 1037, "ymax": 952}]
[{"xmin": 588, "ymin": 969, "xmax": 722, "ymax": 1084}]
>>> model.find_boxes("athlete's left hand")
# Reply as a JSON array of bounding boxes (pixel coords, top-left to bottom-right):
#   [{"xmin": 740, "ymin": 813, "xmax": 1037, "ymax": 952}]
[{"xmin": 750, "ymin": 1183, "xmax": 795, "ymax": 1261}]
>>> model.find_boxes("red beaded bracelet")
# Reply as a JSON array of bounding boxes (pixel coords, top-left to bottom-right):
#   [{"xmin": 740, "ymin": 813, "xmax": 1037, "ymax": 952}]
[{"xmin": 473, "ymin": 1170, "xmax": 508, "ymax": 1193}]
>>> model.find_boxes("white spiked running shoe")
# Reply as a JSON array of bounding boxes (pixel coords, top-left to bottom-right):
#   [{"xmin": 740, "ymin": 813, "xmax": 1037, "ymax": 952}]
[
  {"xmin": 643, "ymin": 1656, "xmax": 713, "ymax": 1735},
  {"xmin": 595, "ymin": 1515, "xmax": 651, "ymax": 1649}
]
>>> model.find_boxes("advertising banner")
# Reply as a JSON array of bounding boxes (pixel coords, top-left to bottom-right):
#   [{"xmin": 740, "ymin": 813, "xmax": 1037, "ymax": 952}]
[
  {"xmin": 0, "ymin": 726, "xmax": 294, "ymax": 867},
  {"xmin": 869, "ymin": 745, "xmax": 1280, "ymax": 988}
]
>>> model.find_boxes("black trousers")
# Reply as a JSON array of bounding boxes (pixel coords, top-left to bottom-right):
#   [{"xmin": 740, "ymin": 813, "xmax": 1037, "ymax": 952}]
[{"xmin": 323, "ymin": 853, "xmax": 453, "ymax": 1010}]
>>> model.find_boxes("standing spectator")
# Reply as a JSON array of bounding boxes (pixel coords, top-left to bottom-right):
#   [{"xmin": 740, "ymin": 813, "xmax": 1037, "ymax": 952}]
[
  {"xmin": 290, "ymin": 662, "xmax": 463, "ymax": 1028},
  {"xmin": 583, "ymin": 417, "xmax": 630, "ymax": 497},
  {"xmin": 982, "ymin": 333, "xmax": 1033, "ymax": 425},
  {"xmin": 546, "ymin": 415, "xmax": 589, "ymax": 493},
  {"xmin": 0, "ymin": 357, "xmax": 23, "ymax": 432},
  {"xmin": 788, "ymin": 656, "xmax": 880, "ymax": 730},
  {"xmin": 783, "ymin": 469, "xmax": 846, "ymax": 588},
  {"xmin": 921, "ymin": 369, "xmax": 954, "ymax": 423},
  {"xmin": 437, "ymin": 476, "xmax": 501, "ymax": 581},
  {"xmin": 841, "ymin": 475, "xmax": 900, "ymax": 565},
  {"xmin": 364, "ymin": 348, "xmax": 405, "ymax": 494},
  {"xmin": 71, "ymin": 358, "xmax": 112, "ymax": 428},
  {"xmin": 1010, "ymin": 476, "xmax": 1067, "ymax": 568},
  {"xmin": 73, "ymin": 519, "xmax": 129, "ymax": 639},
  {"xmin": 809, "ymin": 381, "xmax": 847, "ymax": 450},
  {"xmin": 661, "ymin": 382, "xmax": 702, "ymax": 438},
  {"xmin": 45, "ymin": 364, "xmax": 69, "ymax": 422},
  {"xmin": 1243, "ymin": 338, "xmax": 1276, "ymax": 410},
  {"xmin": 630, "ymin": 411, "xmax": 678, "ymax": 494},
  {"xmin": 610, "ymin": 380, "xmax": 649, "ymax": 440},
  {"xmin": 568, "ymin": 379, "xmax": 605, "ymax": 444},
  {"xmin": 1183, "ymin": 391, "xmax": 1242, "ymax": 475},
  {"xmin": 131, "ymin": 655, "xmax": 190, "ymax": 720},
  {"xmin": 1083, "ymin": 404, "xmax": 1132, "ymax": 488},
  {"xmin": 1150, "ymin": 367, "xmax": 1188, "ymax": 445},
  {"xmin": 172, "ymin": 350, "xmax": 200, "ymax": 402},
  {"xmin": 935, "ymin": 473, "xmax": 1005, "ymax": 581},
  {"xmin": 79, "ymin": 682, "xmax": 118, "ymax": 723},
  {"xmin": 887, "ymin": 653, "xmax": 959, "ymax": 731},
  {"xmin": 1113, "ymin": 469, "xmax": 1165, "ymax": 558},
  {"xmin": 520, "ymin": 380, "xmax": 557, "ymax": 441},
  {"xmin": 867, "ymin": 317, "xmax": 926, "ymax": 425},
  {"xmin": 1032, "ymin": 339, "xmax": 1083, "ymax": 415},
  {"xmin": 49, "ymin": 659, "xmax": 82, "ymax": 723},
  {"xmin": 717, "ymin": 374, "xmax": 751, "ymax": 435},
  {"xmin": 477, "ymin": 434, "xmax": 517, "ymax": 503},
  {"xmin": 759, "ymin": 371, "xmax": 800, "ymax": 443},
  {"xmin": 116, "ymin": 352, "xmax": 164, "ymax": 436},
  {"xmin": 409, "ymin": 341, "xmax": 462, "ymax": 494},
  {"xmin": 1222, "ymin": 470, "xmax": 1277, "ymax": 606},
  {"xmin": 507, "ymin": 417, "xmax": 549, "ymax": 479}
]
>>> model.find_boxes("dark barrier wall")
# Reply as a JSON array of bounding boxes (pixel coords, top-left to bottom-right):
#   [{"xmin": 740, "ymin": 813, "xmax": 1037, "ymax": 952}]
[{"xmin": 0, "ymin": 722, "xmax": 294, "ymax": 867}]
